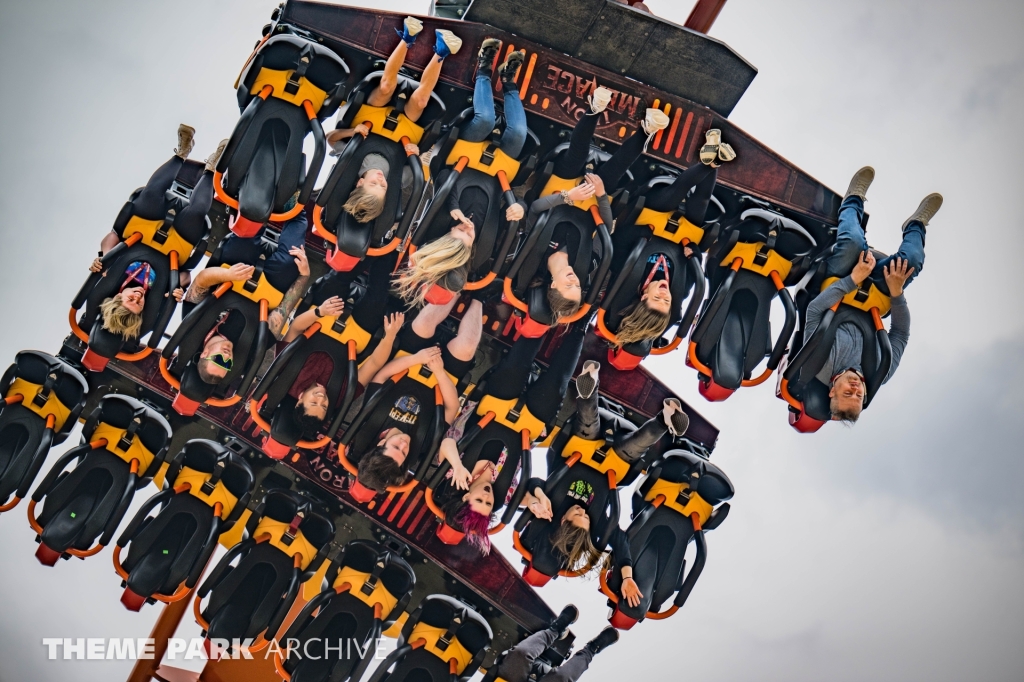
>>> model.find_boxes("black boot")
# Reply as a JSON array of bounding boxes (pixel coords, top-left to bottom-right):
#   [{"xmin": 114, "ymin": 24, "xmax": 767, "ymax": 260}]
[
  {"xmin": 584, "ymin": 627, "xmax": 619, "ymax": 656},
  {"xmin": 478, "ymin": 38, "xmax": 501, "ymax": 75},
  {"xmin": 550, "ymin": 604, "xmax": 579, "ymax": 636},
  {"xmin": 499, "ymin": 50, "xmax": 526, "ymax": 91}
]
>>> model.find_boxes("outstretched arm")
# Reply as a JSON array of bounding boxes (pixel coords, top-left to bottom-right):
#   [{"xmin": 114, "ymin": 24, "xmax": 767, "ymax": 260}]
[
  {"xmin": 357, "ymin": 313, "xmax": 405, "ymax": 386},
  {"xmin": 283, "ymin": 296, "xmax": 345, "ymax": 343},
  {"xmin": 437, "ymin": 437, "xmax": 471, "ymax": 490},
  {"xmin": 806, "ymin": 250, "xmax": 876, "ymax": 338},
  {"xmin": 267, "ymin": 247, "xmax": 310, "ymax": 340},
  {"xmin": 183, "ymin": 263, "xmax": 256, "ymax": 304},
  {"xmin": 882, "ymin": 258, "xmax": 914, "ymax": 383},
  {"xmin": 430, "ymin": 355, "xmax": 461, "ymax": 424}
]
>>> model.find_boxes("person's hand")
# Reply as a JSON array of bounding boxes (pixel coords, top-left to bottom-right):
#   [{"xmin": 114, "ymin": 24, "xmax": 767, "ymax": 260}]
[
  {"xmin": 621, "ymin": 576, "xmax": 643, "ymax": 608},
  {"xmin": 505, "ymin": 203, "xmax": 525, "ymax": 222},
  {"xmin": 325, "ymin": 129, "xmax": 346, "ymax": 146},
  {"xmin": 527, "ymin": 491, "xmax": 553, "ymax": 520},
  {"xmin": 413, "ymin": 346, "xmax": 442, "ymax": 366},
  {"xmin": 683, "ymin": 245, "xmax": 694, "ymax": 258},
  {"xmin": 451, "ymin": 463, "xmax": 472, "ymax": 490},
  {"xmin": 354, "ymin": 123, "xmax": 371, "ymax": 138},
  {"xmin": 425, "ymin": 353, "xmax": 445, "ymax": 375},
  {"xmin": 226, "ymin": 263, "xmax": 256, "ymax": 282},
  {"xmin": 450, "ymin": 209, "xmax": 474, "ymax": 230},
  {"xmin": 566, "ymin": 182, "xmax": 596, "ymax": 203},
  {"xmin": 290, "ymin": 246, "xmax": 310, "ymax": 277},
  {"xmin": 318, "ymin": 296, "xmax": 345, "ymax": 318},
  {"xmin": 883, "ymin": 257, "xmax": 915, "ymax": 297},
  {"xmin": 172, "ymin": 287, "xmax": 185, "ymax": 302},
  {"xmin": 404, "ymin": 142, "xmax": 420, "ymax": 156},
  {"xmin": 383, "ymin": 312, "xmax": 405, "ymax": 338},
  {"xmin": 850, "ymin": 250, "xmax": 876, "ymax": 285},
  {"xmin": 89, "ymin": 257, "xmax": 103, "ymax": 273},
  {"xmin": 585, "ymin": 173, "xmax": 606, "ymax": 197}
]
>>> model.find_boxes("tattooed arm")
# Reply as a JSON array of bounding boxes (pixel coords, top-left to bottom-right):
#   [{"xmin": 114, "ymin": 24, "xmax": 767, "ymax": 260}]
[{"xmin": 267, "ymin": 247, "xmax": 310, "ymax": 339}]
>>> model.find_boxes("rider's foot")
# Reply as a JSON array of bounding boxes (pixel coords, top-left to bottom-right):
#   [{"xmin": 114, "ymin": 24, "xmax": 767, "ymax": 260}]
[
  {"xmin": 844, "ymin": 166, "xmax": 875, "ymax": 201},
  {"xmin": 663, "ymin": 398, "xmax": 689, "ymax": 437},
  {"xmin": 550, "ymin": 604, "xmax": 579, "ymax": 637},
  {"xmin": 584, "ymin": 627, "xmax": 619, "ymax": 656},
  {"xmin": 175, "ymin": 124, "xmax": 195, "ymax": 160},
  {"xmin": 642, "ymin": 108, "xmax": 670, "ymax": 137},
  {"xmin": 435, "ymin": 29, "xmax": 463, "ymax": 60},
  {"xmin": 576, "ymin": 360, "xmax": 600, "ymax": 399},
  {"xmin": 205, "ymin": 139, "xmax": 228, "ymax": 173},
  {"xmin": 478, "ymin": 38, "xmax": 501, "ymax": 74},
  {"xmin": 700, "ymin": 129, "xmax": 736, "ymax": 167},
  {"xmin": 396, "ymin": 16, "xmax": 423, "ymax": 45},
  {"xmin": 902, "ymin": 192, "xmax": 943, "ymax": 232},
  {"xmin": 588, "ymin": 86, "xmax": 613, "ymax": 115},
  {"xmin": 499, "ymin": 50, "xmax": 525, "ymax": 90}
]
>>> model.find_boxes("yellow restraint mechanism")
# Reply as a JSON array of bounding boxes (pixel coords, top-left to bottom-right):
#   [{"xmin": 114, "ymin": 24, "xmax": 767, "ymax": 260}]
[
  {"xmin": 351, "ymin": 104, "xmax": 425, "ymax": 145},
  {"xmin": 174, "ymin": 466, "xmax": 239, "ymax": 519},
  {"xmin": 821, "ymin": 276, "xmax": 892, "ymax": 317},
  {"xmin": 332, "ymin": 564, "xmax": 400, "ymax": 621},
  {"xmin": 407, "ymin": 621, "xmax": 474, "ymax": 675},
  {"xmin": 4, "ymin": 378, "xmax": 72, "ymax": 432},
  {"xmin": 634, "ymin": 206, "xmax": 705, "ymax": 246},
  {"xmin": 540, "ymin": 175, "xmax": 599, "ymax": 211},
  {"xmin": 251, "ymin": 516, "xmax": 318, "ymax": 571},
  {"xmin": 90, "ymin": 422, "xmax": 157, "ymax": 474},
  {"xmin": 559, "ymin": 434, "xmax": 632, "ymax": 483},
  {"xmin": 475, "ymin": 395, "xmax": 546, "ymax": 439},
  {"xmin": 644, "ymin": 478, "xmax": 714, "ymax": 527},
  {"xmin": 444, "ymin": 139, "xmax": 521, "ymax": 179}
]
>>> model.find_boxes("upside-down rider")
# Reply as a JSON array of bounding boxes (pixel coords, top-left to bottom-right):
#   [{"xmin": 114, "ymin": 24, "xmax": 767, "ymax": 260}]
[
  {"xmin": 807, "ymin": 167, "xmax": 942, "ymax": 423},
  {"xmin": 324, "ymin": 17, "xmax": 462, "ymax": 227},
  {"xmin": 85, "ymin": 125, "xmax": 222, "ymax": 344},
  {"xmin": 514, "ymin": 87, "xmax": 671, "ymax": 321},
  {"xmin": 393, "ymin": 40, "xmax": 529, "ymax": 306},
  {"xmin": 430, "ymin": 314, "xmax": 598, "ymax": 554},
  {"xmin": 489, "ymin": 605, "xmax": 619, "ymax": 682},
  {"xmin": 178, "ymin": 210, "xmax": 311, "ymax": 386},
  {"xmin": 345, "ymin": 294, "xmax": 483, "ymax": 493},
  {"xmin": 604, "ymin": 128, "xmax": 736, "ymax": 350},
  {"xmin": 268, "ymin": 256, "xmax": 409, "ymax": 443}
]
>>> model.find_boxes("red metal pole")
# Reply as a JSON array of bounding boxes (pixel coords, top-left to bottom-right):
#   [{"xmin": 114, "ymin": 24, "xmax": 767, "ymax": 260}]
[{"xmin": 684, "ymin": 0, "xmax": 729, "ymax": 34}]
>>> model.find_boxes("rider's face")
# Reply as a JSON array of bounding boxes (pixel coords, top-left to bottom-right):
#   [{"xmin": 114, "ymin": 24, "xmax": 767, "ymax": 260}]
[
  {"xmin": 120, "ymin": 287, "xmax": 145, "ymax": 314},
  {"xmin": 379, "ymin": 429, "xmax": 410, "ymax": 464},
  {"xmin": 562, "ymin": 504, "xmax": 590, "ymax": 530},
  {"xmin": 642, "ymin": 280, "xmax": 672, "ymax": 315},
  {"xmin": 829, "ymin": 370, "xmax": 865, "ymax": 418},
  {"xmin": 298, "ymin": 383, "xmax": 329, "ymax": 420}
]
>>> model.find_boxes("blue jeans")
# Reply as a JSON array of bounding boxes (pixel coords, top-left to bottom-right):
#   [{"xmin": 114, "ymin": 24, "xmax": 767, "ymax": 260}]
[
  {"xmin": 459, "ymin": 73, "xmax": 527, "ymax": 158},
  {"xmin": 826, "ymin": 196, "xmax": 925, "ymax": 295}
]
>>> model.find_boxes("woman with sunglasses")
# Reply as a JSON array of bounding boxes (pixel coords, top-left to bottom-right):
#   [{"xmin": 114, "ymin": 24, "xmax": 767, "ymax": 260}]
[{"xmin": 805, "ymin": 167, "xmax": 942, "ymax": 424}]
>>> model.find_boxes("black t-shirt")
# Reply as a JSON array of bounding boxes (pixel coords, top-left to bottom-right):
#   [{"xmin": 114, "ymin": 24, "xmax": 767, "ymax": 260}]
[{"xmin": 349, "ymin": 380, "xmax": 434, "ymax": 468}]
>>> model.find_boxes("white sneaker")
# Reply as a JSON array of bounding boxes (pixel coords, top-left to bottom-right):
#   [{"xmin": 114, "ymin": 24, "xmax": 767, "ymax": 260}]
[
  {"xmin": 662, "ymin": 398, "xmax": 689, "ymax": 437},
  {"xmin": 436, "ymin": 29, "xmax": 463, "ymax": 57},
  {"xmin": 404, "ymin": 16, "xmax": 423, "ymax": 38},
  {"xmin": 641, "ymin": 108, "xmax": 669, "ymax": 136},
  {"xmin": 205, "ymin": 139, "xmax": 228, "ymax": 173},
  {"xmin": 175, "ymin": 124, "xmax": 196, "ymax": 160},
  {"xmin": 588, "ymin": 86, "xmax": 613, "ymax": 115}
]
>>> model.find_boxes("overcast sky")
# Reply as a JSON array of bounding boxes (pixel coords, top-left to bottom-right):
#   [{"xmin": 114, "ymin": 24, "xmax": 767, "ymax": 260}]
[{"xmin": 0, "ymin": 1, "xmax": 1021, "ymax": 681}]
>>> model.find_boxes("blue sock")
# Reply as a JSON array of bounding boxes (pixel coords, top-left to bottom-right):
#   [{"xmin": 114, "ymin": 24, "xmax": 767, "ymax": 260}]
[
  {"xmin": 434, "ymin": 31, "xmax": 453, "ymax": 60},
  {"xmin": 395, "ymin": 26, "xmax": 417, "ymax": 46}
]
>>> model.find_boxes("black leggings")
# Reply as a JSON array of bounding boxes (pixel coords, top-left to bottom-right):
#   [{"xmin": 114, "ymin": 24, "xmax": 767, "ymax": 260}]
[
  {"xmin": 644, "ymin": 162, "xmax": 718, "ymax": 225},
  {"xmin": 119, "ymin": 156, "xmax": 213, "ymax": 244},
  {"xmin": 485, "ymin": 322, "xmax": 588, "ymax": 423},
  {"xmin": 552, "ymin": 113, "xmax": 646, "ymax": 192}
]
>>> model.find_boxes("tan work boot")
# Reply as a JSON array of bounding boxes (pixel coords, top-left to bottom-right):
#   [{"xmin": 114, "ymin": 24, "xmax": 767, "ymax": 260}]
[
  {"xmin": 478, "ymin": 38, "xmax": 501, "ymax": 73},
  {"xmin": 901, "ymin": 193, "xmax": 943, "ymax": 232},
  {"xmin": 844, "ymin": 166, "xmax": 875, "ymax": 201},
  {"xmin": 205, "ymin": 139, "xmax": 229, "ymax": 173},
  {"xmin": 175, "ymin": 124, "xmax": 196, "ymax": 160}
]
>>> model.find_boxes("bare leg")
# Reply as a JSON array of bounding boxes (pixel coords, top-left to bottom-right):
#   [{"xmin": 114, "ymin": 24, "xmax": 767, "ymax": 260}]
[
  {"xmin": 411, "ymin": 295, "xmax": 460, "ymax": 339},
  {"xmin": 447, "ymin": 299, "xmax": 482, "ymax": 362},
  {"xmin": 405, "ymin": 55, "xmax": 444, "ymax": 123},
  {"xmin": 367, "ymin": 41, "xmax": 408, "ymax": 107}
]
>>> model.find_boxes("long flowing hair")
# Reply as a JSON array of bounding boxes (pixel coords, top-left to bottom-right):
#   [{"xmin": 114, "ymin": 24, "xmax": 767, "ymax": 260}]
[
  {"xmin": 613, "ymin": 299, "xmax": 670, "ymax": 348},
  {"xmin": 550, "ymin": 521, "xmax": 605, "ymax": 575},
  {"xmin": 392, "ymin": 234, "xmax": 472, "ymax": 307},
  {"xmin": 99, "ymin": 294, "xmax": 143, "ymax": 340}
]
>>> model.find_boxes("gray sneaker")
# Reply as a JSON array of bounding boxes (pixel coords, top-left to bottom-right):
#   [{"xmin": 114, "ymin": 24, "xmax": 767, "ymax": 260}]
[
  {"xmin": 663, "ymin": 398, "xmax": 689, "ymax": 436},
  {"xmin": 901, "ymin": 192, "xmax": 943, "ymax": 232},
  {"xmin": 844, "ymin": 166, "xmax": 875, "ymax": 201}
]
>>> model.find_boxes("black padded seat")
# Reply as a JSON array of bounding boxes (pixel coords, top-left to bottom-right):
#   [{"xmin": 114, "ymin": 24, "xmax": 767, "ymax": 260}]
[
  {"xmin": 197, "ymin": 490, "xmax": 334, "ymax": 648},
  {"xmin": 114, "ymin": 440, "xmax": 254, "ymax": 611},
  {"xmin": 602, "ymin": 449, "xmax": 733, "ymax": 630},
  {"xmin": 367, "ymin": 594, "xmax": 493, "ymax": 682},
  {"xmin": 281, "ymin": 539, "xmax": 416, "ymax": 682},
  {"xmin": 687, "ymin": 206, "xmax": 817, "ymax": 400},
  {"xmin": 29, "ymin": 395, "xmax": 171, "ymax": 566},
  {"xmin": 217, "ymin": 30, "xmax": 348, "ymax": 235},
  {"xmin": 0, "ymin": 351, "xmax": 89, "ymax": 513}
]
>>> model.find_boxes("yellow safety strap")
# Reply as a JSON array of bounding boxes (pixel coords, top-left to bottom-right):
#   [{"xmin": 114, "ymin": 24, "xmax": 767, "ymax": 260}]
[
  {"xmin": 720, "ymin": 241, "xmax": 793, "ymax": 280},
  {"xmin": 475, "ymin": 395, "xmax": 546, "ymax": 438},
  {"xmin": 5, "ymin": 378, "xmax": 71, "ymax": 431},
  {"xmin": 644, "ymin": 479, "xmax": 713, "ymax": 526},
  {"xmin": 821, "ymin": 277, "xmax": 892, "ymax": 316},
  {"xmin": 333, "ymin": 565, "xmax": 399, "ymax": 620},
  {"xmin": 408, "ymin": 622, "xmax": 473, "ymax": 674},
  {"xmin": 252, "ymin": 516, "xmax": 318, "ymax": 571},
  {"xmin": 250, "ymin": 67, "xmax": 329, "ymax": 113},
  {"xmin": 352, "ymin": 104, "xmax": 425, "ymax": 145},
  {"xmin": 90, "ymin": 422, "xmax": 157, "ymax": 473},
  {"xmin": 444, "ymin": 139, "xmax": 521, "ymax": 178},
  {"xmin": 175, "ymin": 466, "xmax": 239, "ymax": 518},
  {"xmin": 634, "ymin": 207, "xmax": 704, "ymax": 245},
  {"xmin": 122, "ymin": 215, "xmax": 196, "ymax": 260},
  {"xmin": 561, "ymin": 434, "xmax": 631, "ymax": 481}
]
